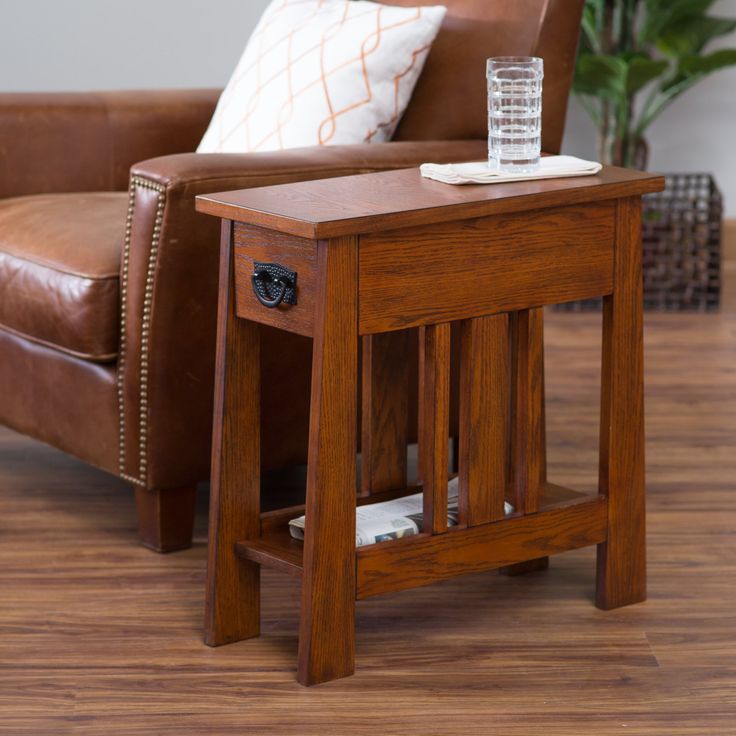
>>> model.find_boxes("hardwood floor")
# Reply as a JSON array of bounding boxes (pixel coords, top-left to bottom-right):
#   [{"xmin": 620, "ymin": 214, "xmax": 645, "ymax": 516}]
[{"xmin": 1, "ymin": 272, "xmax": 735, "ymax": 734}]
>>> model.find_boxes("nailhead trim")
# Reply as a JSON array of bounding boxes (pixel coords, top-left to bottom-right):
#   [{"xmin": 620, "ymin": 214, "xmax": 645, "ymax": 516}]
[{"xmin": 117, "ymin": 176, "xmax": 167, "ymax": 487}]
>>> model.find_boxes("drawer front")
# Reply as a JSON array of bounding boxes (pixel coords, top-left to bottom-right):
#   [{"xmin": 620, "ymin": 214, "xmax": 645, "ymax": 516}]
[
  {"xmin": 358, "ymin": 202, "xmax": 616, "ymax": 334},
  {"xmin": 233, "ymin": 223, "xmax": 317, "ymax": 337}
]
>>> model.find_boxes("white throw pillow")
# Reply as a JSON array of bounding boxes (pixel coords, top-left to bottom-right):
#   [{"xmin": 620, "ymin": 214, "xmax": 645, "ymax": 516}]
[{"xmin": 197, "ymin": 0, "xmax": 446, "ymax": 153}]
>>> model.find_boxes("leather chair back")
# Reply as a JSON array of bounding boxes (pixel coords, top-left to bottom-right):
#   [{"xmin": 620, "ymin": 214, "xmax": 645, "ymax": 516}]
[{"xmin": 390, "ymin": 0, "xmax": 584, "ymax": 153}]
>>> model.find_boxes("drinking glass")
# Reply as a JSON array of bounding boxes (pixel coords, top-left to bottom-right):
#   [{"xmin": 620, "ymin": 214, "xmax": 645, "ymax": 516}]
[{"xmin": 487, "ymin": 57, "xmax": 543, "ymax": 172}]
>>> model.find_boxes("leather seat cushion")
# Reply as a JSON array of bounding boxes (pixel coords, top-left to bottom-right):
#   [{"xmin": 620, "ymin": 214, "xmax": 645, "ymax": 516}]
[{"xmin": 0, "ymin": 192, "xmax": 127, "ymax": 361}]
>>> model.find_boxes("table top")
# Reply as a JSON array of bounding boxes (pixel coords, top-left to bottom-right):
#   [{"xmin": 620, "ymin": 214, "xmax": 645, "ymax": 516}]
[{"xmin": 196, "ymin": 165, "xmax": 665, "ymax": 240}]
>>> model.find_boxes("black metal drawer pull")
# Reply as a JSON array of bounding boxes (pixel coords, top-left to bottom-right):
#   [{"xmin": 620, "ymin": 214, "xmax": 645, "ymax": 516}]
[{"xmin": 251, "ymin": 262, "xmax": 298, "ymax": 308}]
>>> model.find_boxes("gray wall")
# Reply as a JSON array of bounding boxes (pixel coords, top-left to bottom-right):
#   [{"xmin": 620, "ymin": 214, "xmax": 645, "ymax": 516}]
[{"xmin": 2, "ymin": 0, "xmax": 735, "ymax": 214}]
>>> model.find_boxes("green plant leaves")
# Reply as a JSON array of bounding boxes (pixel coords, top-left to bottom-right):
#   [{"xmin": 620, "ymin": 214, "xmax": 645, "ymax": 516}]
[
  {"xmin": 574, "ymin": 54, "xmax": 627, "ymax": 100},
  {"xmin": 640, "ymin": 0, "xmax": 717, "ymax": 45},
  {"xmin": 574, "ymin": 0, "xmax": 736, "ymax": 162},
  {"xmin": 574, "ymin": 53, "xmax": 669, "ymax": 100},
  {"xmin": 581, "ymin": 3, "xmax": 602, "ymax": 53},
  {"xmin": 627, "ymin": 57, "xmax": 671, "ymax": 93},
  {"xmin": 661, "ymin": 49, "xmax": 736, "ymax": 92},
  {"xmin": 658, "ymin": 16, "xmax": 736, "ymax": 56},
  {"xmin": 679, "ymin": 48, "xmax": 736, "ymax": 76}
]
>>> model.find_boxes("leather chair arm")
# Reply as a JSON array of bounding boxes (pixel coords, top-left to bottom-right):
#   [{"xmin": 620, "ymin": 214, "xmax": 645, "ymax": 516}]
[
  {"xmin": 130, "ymin": 139, "xmax": 488, "ymax": 189},
  {"xmin": 0, "ymin": 89, "xmax": 219, "ymax": 200},
  {"xmin": 121, "ymin": 140, "xmax": 485, "ymax": 488}
]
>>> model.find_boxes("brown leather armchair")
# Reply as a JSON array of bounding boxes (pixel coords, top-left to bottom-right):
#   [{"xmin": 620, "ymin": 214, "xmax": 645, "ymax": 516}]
[{"xmin": 0, "ymin": 0, "xmax": 582, "ymax": 551}]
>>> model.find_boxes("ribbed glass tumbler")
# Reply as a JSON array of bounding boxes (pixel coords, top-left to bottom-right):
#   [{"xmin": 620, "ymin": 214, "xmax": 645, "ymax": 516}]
[{"xmin": 487, "ymin": 56, "xmax": 543, "ymax": 173}]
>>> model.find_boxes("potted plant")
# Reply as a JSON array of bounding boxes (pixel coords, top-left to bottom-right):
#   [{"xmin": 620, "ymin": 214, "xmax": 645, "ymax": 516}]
[
  {"xmin": 574, "ymin": 0, "xmax": 736, "ymax": 169},
  {"xmin": 570, "ymin": 0, "xmax": 735, "ymax": 311}
]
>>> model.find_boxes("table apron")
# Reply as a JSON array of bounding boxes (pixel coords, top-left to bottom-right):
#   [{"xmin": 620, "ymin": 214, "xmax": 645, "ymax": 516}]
[{"xmin": 357, "ymin": 201, "xmax": 616, "ymax": 334}]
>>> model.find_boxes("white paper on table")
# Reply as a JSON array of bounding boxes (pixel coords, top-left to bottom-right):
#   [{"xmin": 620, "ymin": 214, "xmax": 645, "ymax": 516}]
[
  {"xmin": 289, "ymin": 477, "xmax": 514, "ymax": 547},
  {"xmin": 420, "ymin": 155, "xmax": 602, "ymax": 186}
]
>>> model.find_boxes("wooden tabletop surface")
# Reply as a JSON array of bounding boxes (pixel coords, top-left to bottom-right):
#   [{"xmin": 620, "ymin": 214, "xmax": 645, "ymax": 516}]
[{"xmin": 196, "ymin": 165, "xmax": 665, "ymax": 239}]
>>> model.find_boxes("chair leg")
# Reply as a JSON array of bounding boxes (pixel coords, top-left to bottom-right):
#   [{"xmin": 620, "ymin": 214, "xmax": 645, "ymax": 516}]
[{"xmin": 134, "ymin": 485, "xmax": 197, "ymax": 553}]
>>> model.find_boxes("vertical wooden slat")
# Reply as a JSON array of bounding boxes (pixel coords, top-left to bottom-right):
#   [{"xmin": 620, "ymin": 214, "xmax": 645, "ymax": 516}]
[
  {"xmin": 509, "ymin": 307, "xmax": 545, "ymax": 515},
  {"xmin": 205, "ymin": 220, "xmax": 260, "ymax": 646},
  {"xmin": 419, "ymin": 323, "xmax": 451, "ymax": 534},
  {"xmin": 361, "ymin": 330, "xmax": 409, "ymax": 496},
  {"xmin": 596, "ymin": 197, "xmax": 647, "ymax": 610},
  {"xmin": 298, "ymin": 236, "xmax": 358, "ymax": 686},
  {"xmin": 458, "ymin": 315, "xmax": 508, "ymax": 526},
  {"xmin": 417, "ymin": 326, "xmax": 425, "ymax": 485}
]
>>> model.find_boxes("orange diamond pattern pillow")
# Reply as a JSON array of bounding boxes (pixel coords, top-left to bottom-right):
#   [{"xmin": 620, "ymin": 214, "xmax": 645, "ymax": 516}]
[{"xmin": 197, "ymin": 0, "xmax": 447, "ymax": 153}]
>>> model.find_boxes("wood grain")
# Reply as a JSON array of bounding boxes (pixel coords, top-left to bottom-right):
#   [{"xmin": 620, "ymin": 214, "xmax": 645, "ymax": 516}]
[
  {"xmin": 196, "ymin": 166, "xmax": 664, "ymax": 239},
  {"xmin": 297, "ymin": 235, "xmax": 359, "ymax": 686},
  {"xmin": 204, "ymin": 221, "xmax": 261, "ymax": 646},
  {"xmin": 358, "ymin": 203, "xmax": 615, "ymax": 333},
  {"xmin": 236, "ymin": 531, "xmax": 304, "ymax": 578},
  {"xmin": 360, "ymin": 330, "xmax": 409, "ymax": 496},
  {"xmin": 419, "ymin": 323, "xmax": 451, "ymax": 534},
  {"xmin": 509, "ymin": 307, "xmax": 545, "ymax": 515},
  {"xmin": 458, "ymin": 315, "xmax": 508, "ymax": 526},
  {"xmin": 596, "ymin": 197, "xmax": 647, "ymax": 610},
  {"xmin": 237, "ymin": 484, "xmax": 591, "ymax": 583},
  {"xmin": 2, "ymin": 275, "xmax": 736, "ymax": 731},
  {"xmin": 357, "ymin": 494, "xmax": 607, "ymax": 598},
  {"xmin": 233, "ymin": 223, "xmax": 317, "ymax": 337}
]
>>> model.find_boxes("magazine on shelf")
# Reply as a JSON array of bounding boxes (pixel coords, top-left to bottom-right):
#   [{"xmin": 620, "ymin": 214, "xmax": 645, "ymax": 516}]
[{"xmin": 289, "ymin": 477, "xmax": 514, "ymax": 547}]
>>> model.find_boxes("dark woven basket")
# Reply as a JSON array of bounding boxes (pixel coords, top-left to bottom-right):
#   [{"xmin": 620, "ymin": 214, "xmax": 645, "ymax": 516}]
[{"xmin": 556, "ymin": 173, "xmax": 722, "ymax": 312}]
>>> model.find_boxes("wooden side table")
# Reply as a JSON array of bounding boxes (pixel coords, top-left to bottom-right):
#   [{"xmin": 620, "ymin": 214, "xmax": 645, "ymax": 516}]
[{"xmin": 196, "ymin": 166, "xmax": 664, "ymax": 686}]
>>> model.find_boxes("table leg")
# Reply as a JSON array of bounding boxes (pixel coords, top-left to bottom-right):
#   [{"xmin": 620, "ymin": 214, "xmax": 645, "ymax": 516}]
[
  {"xmin": 205, "ymin": 221, "xmax": 261, "ymax": 645},
  {"xmin": 298, "ymin": 236, "xmax": 358, "ymax": 685},
  {"xmin": 596, "ymin": 197, "xmax": 646, "ymax": 610}
]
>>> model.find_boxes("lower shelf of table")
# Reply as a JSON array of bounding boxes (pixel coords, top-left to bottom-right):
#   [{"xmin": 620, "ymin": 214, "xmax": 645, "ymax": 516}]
[{"xmin": 235, "ymin": 482, "xmax": 608, "ymax": 599}]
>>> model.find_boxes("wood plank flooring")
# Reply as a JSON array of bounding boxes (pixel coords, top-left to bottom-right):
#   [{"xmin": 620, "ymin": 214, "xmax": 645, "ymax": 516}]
[{"xmin": 1, "ymin": 272, "xmax": 735, "ymax": 734}]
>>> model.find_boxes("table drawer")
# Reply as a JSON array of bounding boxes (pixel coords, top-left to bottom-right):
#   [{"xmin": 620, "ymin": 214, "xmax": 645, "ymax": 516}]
[
  {"xmin": 358, "ymin": 202, "xmax": 616, "ymax": 334},
  {"xmin": 233, "ymin": 222, "xmax": 317, "ymax": 337}
]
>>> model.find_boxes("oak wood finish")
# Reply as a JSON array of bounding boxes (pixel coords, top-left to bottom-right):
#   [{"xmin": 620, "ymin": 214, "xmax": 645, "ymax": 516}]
[
  {"xmin": 297, "ymin": 236, "xmax": 359, "ymax": 686},
  {"xmin": 357, "ymin": 493, "xmax": 607, "ymax": 599},
  {"xmin": 596, "ymin": 197, "xmax": 647, "ymax": 610},
  {"xmin": 358, "ymin": 202, "xmax": 615, "ymax": 333},
  {"xmin": 196, "ymin": 166, "xmax": 665, "ymax": 239},
  {"xmin": 419, "ymin": 323, "xmax": 451, "ymax": 534},
  {"xmin": 509, "ymin": 308, "xmax": 546, "ymax": 515},
  {"xmin": 134, "ymin": 484, "xmax": 196, "ymax": 553},
  {"xmin": 360, "ymin": 330, "xmax": 409, "ymax": 496},
  {"xmin": 5, "ymin": 277, "xmax": 735, "ymax": 730},
  {"xmin": 204, "ymin": 221, "xmax": 261, "ymax": 646},
  {"xmin": 199, "ymin": 165, "xmax": 664, "ymax": 685},
  {"xmin": 233, "ymin": 223, "xmax": 317, "ymax": 338},
  {"xmin": 503, "ymin": 309, "xmax": 550, "ymax": 574},
  {"xmin": 238, "ymin": 483, "xmax": 595, "ymax": 588},
  {"xmin": 236, "ymin": 531, "xmax": 304, "ymax": 578},
  {"xmin": 458, "ymin": 315, "xmax": 508, "ymax": 526}
]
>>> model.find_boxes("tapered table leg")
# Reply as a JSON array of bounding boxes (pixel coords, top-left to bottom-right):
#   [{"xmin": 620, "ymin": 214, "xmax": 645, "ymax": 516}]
[
  {"xmin": 298, "ymin": 236, "xmax": 359, "ymax": 686},
  {"xmin": 205, "ymin": 221, "xmax": 261, "ymax": 645},
  {"xmin": 596, "ymin": 197, "xmax": 647, "ymax": 610}
]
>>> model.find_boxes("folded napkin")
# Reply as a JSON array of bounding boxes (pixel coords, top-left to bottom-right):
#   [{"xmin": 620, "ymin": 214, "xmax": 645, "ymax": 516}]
[{"xmin": 420, "ymin": 155, "xmax": 602, "ymax": 185}]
